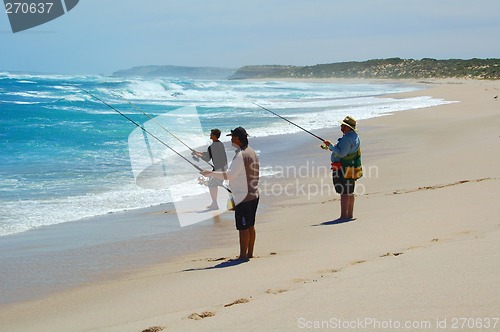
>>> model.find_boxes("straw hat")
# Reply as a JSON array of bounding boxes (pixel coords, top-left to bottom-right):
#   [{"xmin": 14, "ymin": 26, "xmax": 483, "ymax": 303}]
[{"xmin": 339, "ymin": 116, "xmax": 357, "ymax": 131}]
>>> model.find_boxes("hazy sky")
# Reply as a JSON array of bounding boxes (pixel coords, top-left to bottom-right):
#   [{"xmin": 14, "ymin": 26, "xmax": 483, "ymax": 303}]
[{"xmin": 1, "ymin": 0, "xmax": 500, "ymax": 75}]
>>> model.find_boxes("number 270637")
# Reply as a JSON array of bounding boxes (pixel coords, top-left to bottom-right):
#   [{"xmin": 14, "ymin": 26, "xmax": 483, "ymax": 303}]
[{"xmin": 5, "ymin": 2, "xmax": 54, "ymax": 14}]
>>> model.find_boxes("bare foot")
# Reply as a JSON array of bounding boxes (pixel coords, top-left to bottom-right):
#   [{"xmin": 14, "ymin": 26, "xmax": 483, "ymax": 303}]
[
  {"xmin": 206, "ymin": 203, "xmax": 219, "ymax": 210},
  {"xmin": 235, "ymin": 256, "xmax": 250, "ymax": 261}
]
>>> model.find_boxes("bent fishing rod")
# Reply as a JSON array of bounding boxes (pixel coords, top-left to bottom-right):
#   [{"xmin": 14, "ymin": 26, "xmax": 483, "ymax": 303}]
[
  {"xmin": 248, "ymin": 100, "xmax": 326, "ymax": 142},
  {"xmin": 75, "ymin": 86, "xmax": 204, "ymax": 172},
  {"xmin": 112, "ymin": 93, "xmax": 214, "ymax": 169}
]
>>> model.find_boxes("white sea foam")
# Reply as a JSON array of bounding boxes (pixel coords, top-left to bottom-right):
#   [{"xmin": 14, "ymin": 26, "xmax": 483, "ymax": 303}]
[
  {"xmin": 231, "ymin": 96, "xmax": 457, "ymax": 138},
  {"xmin": 5, "ymin": 91, "xmax": 59, "ymax": 99},
  {"xmin": 2, "ymin": 100, "xmax": 43, "ymax": 105}
]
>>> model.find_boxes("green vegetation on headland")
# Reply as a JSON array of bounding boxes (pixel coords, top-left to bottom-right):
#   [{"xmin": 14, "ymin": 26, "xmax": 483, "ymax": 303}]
[
  {"xmin": 228, "ymin": 58, "xmax": 500, "ymax": 80},
  {"xmin": 111, "ymin": 58, "xmax": 500, "ymax": 80}
]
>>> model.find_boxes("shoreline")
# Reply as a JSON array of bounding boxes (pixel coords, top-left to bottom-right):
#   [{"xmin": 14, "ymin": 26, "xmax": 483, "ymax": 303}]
[
  {"xmin": 1, "ymin": 78, "xmax": 499, "ymax": 331},
  {"xmin": 0, "ymin": 77, "xmax": 426, "ymax": 239}
]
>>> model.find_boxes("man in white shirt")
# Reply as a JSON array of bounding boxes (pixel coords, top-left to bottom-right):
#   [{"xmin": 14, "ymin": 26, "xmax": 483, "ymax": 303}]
[{"xmin": 201, "ymin": 127, "xmax": 260, "ymax": 260}]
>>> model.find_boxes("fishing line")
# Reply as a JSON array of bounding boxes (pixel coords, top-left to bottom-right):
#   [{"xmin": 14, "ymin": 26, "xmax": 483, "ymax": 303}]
[
  {"xmin": 74, "ymin": 85, "xmax": 204, "ymax": 172},
  {"xmin": 247, "ymin": 100, "xmax": 326, "ymax": 142},
  {"xmin": 112, "ymin": 93, "xmax": 214, "ymax": 169}
]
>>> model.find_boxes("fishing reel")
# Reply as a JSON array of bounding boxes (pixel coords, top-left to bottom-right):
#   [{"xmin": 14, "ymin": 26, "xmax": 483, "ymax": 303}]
[
  {"xmin": 321, "ymin": 138, "xmax": 341, "ymax": 150},
  {"xmin": 191, "ymin": 151, "xmax": 200, "ymax": 162},
  {"xmin": 197, "ymin": 175, "xmax": 209, "ymax": 186}
]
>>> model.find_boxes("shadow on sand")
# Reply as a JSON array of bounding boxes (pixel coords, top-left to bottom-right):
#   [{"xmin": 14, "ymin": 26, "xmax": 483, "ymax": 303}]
[
  {"xmin": 311, "ymin": 217, "xmax": 357, "ymax": 227},
  {"xmin": 182, "ymin": 258, "xmax": 249, "ymax": 272}
]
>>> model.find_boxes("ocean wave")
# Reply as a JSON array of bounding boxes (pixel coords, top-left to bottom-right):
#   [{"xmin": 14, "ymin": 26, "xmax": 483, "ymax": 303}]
[
  {"xmin": 242, "ymin": 96, "xmax": 457, "ymax": 138},
  {"xmin": 0, "ymin": 100, "xmax": 43, "ymax": 105},
  {"xmin": 5, "ymin": 90, "xmax": 60, "ymax": 99},
  {"xmin": 0, "ymin": 175, "xmax": 213, "ymax": 237}
]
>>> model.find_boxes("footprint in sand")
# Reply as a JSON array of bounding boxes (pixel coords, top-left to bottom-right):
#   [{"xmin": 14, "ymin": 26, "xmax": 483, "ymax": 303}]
[
  {"xmin": 142, "ymin": 326, "xmax": 165, "ymax": 332},
  {"xmin": 188, "ymin": 311, "xmax": 216, "ymax": 320},
  {"xmin": 266, "ymin": 288, "xmax": 288, "ymax": 295},
  {"xmin": 207, "ymin": 257, "xmax": 227, "ymax": 262},
  {"xmin": 350, "ymin": 260, "xmax": 367, "ymax": 266},
  {"xmin": 380, "ymin": 252, "xmax": 403, "ymax": 257},
  {"xmin": 319, "ymin": 268, "xmax": 341, "ymax": 275},
  {"xmin": 189, "ymin": 257, "xmax": 227, "ymax": 263},
  {"xmin": 224, "ymin": 298, "xmax": 251, "ymax": 307},
  {"xmin": 292, "ymin": 278, "xmax": 319, "ymax": 284}
]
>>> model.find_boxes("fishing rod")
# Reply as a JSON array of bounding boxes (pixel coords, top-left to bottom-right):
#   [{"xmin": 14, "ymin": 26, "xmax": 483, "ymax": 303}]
[
  {"xmin": 75, "ymin": 85, "xmax": 204, "ymax": 172},
  {"xmin": 112, "ymin": 93, "xmax": 214, "ymax": 168},
  {"xmin": 248, "ymin": 100, "xmax": 327, "ymax": 142},
  {"xmin": 75, "ymin": 86, "xmax": 233, "ymax": 196}
]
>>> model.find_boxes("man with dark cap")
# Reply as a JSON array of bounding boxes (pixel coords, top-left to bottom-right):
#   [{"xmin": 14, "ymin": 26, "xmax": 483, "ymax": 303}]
[{"xmin": 201, "ymin": 126, "xmax": 260, "ymax": 260}]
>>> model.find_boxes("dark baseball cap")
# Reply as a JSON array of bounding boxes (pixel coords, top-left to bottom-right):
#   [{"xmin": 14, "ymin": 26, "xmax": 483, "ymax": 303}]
[{"xmin": 227, "ymin": 126, "xmax": 249, "ymax": 140}]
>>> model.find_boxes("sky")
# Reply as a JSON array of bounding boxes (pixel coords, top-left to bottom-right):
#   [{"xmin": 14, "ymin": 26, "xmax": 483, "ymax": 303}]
[{"xmin": 1, "ymin": 0, "xmax": 500, "ymax": 75}]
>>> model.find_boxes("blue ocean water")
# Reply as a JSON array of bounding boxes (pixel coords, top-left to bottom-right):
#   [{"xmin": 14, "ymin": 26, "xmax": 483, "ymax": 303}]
[{"xmin": 0, "ymin": 73, "xmax": 454, "ymax": 236}]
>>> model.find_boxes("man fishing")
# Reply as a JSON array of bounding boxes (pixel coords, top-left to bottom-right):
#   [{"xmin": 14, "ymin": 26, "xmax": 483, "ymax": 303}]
[
  {"xmin": 323, "ymin": 116, "xmax": 362, "ymax": 220},
  {"xmin": 201, "ymin": 127, "xmax": 259, "ymax": 260},
  {"xmin": 194, "ymin": 129, "xmax": 228, "ymax": 210}
]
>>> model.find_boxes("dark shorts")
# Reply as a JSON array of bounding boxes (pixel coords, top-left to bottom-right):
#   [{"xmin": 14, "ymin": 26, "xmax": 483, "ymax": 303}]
[
  {"xmin": 332, "ymin": 171, "xmax": 355, "ymax": 195},
  {"xmin": 235, "ymin": 197, "xmax": 259, "ymax": 230}
]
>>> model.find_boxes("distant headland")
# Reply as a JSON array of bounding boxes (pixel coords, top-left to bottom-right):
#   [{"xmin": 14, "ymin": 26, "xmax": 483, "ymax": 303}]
[
  {"xmin": 112, "ymin": 58, "xmax": 500, "ymax": 80},
  {"xmin": 111, "ymin": 65, "xmax": 236, "ymax": 79}
]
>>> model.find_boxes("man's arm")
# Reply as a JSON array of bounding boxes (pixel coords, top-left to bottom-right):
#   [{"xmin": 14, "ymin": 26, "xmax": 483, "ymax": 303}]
[
  {"xmin": 329, "ymin": 136, "xmax": 352, "ymax": 158},
  {"xmin": 201, "ymin": 152, "xmax": 243, "ymax": 180}
]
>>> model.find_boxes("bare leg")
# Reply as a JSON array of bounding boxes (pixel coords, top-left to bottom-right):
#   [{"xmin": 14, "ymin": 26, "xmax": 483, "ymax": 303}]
[
  {"xmin": 247, "ymin": 226, "xmax": 256, "ymax": 258},
  {"xmin": 347, "ymin": 195, "xmax": 355, "ymax": 219},
  {"xmin": 207, "ymin": 187, "xmax": 219, "ymax": 209},
  {"xmin": 340, "ymin": 194, "xmax": 349, "ymax": 219},
  {"xmin": 238, "ymin": 229, "xmax": 249, "ymax": 259}
]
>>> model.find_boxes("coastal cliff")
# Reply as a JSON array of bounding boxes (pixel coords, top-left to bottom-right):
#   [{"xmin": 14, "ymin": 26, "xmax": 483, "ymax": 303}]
[
  {"xmin": 229, "ymin": 58, "xmax": 500, "ymax": 80},
  {"xmin": 112, "ymin": 58, "xmax": 500, "ymax": 80}
]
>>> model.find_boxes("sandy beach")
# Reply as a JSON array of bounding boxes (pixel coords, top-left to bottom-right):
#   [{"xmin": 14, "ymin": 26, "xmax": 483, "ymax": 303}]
[{"xmin": 1, "ymin": 79, "xmax": 499, "ymax": 331}]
